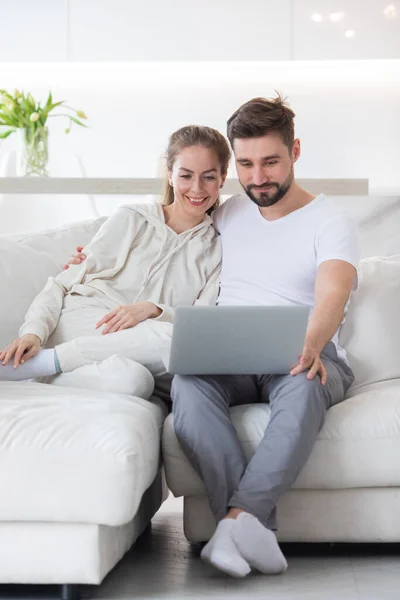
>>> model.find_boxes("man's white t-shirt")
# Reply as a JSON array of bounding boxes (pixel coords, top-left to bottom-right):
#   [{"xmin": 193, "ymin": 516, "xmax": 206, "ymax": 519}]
[{"xmin": 212, "ymin": 193, "xmax": 359, "ymax": 364}]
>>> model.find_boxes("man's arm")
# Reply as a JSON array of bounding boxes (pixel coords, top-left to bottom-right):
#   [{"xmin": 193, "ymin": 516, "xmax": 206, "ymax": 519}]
[
  {"xmin": 290, "ymin": 259, "xmax": 357, "ymax": 383},
  {"xmin": 306, "ymin": 259, "xmax": 356, "ymax": 354}
]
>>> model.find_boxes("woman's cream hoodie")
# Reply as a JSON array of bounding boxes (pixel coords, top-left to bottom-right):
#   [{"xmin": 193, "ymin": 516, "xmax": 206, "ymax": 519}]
[{"xmin": 19, "ymin": 202, "xmax": 222, "ymax": 345}]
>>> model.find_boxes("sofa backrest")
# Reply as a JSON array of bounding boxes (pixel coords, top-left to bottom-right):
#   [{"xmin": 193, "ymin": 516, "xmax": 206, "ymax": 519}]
[
  {"xmin": 340, "ymin": 254, "xmax": 400, "ymax": 392},
  {"xmin": 5, "ymin": 216, "xmax": 107, "ymax": 268},
  {"xmin": 1, "ymin": 196, "xmax": 400, "ymax": 389},
  {"xmin": 329, "ymin": 195, "xmax": 400, "ymax": 258},
  {"xmin": 0, "ymin": 217, "xmax": 106, "ymax": 347}
]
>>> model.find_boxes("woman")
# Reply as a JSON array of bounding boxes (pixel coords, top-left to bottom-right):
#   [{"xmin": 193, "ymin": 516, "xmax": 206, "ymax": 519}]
[{"xmin": 0, "ymin": 125, "xmax": 230, "ymax": 391}]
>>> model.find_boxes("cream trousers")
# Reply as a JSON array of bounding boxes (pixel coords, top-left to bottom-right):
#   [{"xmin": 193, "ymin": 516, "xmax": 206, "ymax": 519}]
[{"xmin": 47, "ymin": 305, "xmax": 172, "ymax": 379}]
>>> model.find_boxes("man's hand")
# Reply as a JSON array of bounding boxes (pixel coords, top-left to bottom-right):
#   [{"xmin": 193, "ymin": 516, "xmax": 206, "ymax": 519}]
[
  {"xmin": 96, "ymin": 302, "xmax": 162, "ymax": 334},
  {"xmin": 63, "ymin": 246, "xmax": 87, "ymax": 270},
  {"xmin": 290, "ymin": 344, "xmax": 327, "ymax": 385},
  {"xmin": 0, "ymin": 334, "xmax": 41, "ymax": 368}
]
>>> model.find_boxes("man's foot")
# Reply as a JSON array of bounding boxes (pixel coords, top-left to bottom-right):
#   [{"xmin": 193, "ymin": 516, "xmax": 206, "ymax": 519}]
[
  {"xmin": 232, "ymin": 512, "xmax": 288, "ymax": 574},
  {"xmin": 200, "ymin": 518, "xmax": 251, "ymax": 578}
]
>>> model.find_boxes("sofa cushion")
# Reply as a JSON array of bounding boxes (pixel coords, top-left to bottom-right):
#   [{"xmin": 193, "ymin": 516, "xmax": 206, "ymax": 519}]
[
  {"xmin": 340, "ymin": 254, "xmax": 400, "ymax": 391},
  {"xmin": 0, "ymin": 218, "xmax": 106, "ymax": 348},
  {"xmin": 0, "ymin": 381, "xmax": 164, "ymax": 525},
  {"xmin": 5, "ymin": 216, "xmax": 106, "ymax": 271},
  {"xmin": 331, "ymin": 195, "xmax": 400, "ymax": 259},
  {"xmin": 162, "ymin": 379, "xmax": 400, "ymax": 495},
  {"xmin": 0, "ymin": 239, "xmax": 60, "ymax": 348}
]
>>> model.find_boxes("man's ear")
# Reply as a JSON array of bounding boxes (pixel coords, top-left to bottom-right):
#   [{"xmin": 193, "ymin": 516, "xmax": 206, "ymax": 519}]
[{"xmin": 292, "ymin": 138, "xmax": 301, "ymax": 163}]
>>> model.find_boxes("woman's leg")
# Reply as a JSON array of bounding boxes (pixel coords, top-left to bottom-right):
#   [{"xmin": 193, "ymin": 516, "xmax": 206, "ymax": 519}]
[
  {"xmin": 49, "ymin": 355, "xmax": 155, "ymax": 399},
  {"xmin": 0, "ymin": 306, "xmax": 171, "ymax": 382},
  {"xmin": 0, "ymin": 348, "xmax": 60, "ymax": 381},
  {"xmin": 55, "ymin": 319, "xmax": 172, "ymax": 378}
]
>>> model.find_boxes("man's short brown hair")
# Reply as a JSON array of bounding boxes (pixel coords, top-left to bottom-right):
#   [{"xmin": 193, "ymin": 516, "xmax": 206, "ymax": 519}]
[{"xmin": 227, "ymin": 94, "xmax": 296, "ymax": 150}]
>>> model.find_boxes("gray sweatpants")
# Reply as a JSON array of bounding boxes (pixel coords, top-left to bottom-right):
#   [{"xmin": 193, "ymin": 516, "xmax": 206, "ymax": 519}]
[{"xmin": 171, "ymin": 342, "xmax": 354, "ymax": 530}]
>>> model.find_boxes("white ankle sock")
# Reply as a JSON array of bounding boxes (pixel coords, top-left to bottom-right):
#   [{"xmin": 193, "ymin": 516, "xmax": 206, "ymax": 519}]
[
  {"xmin": 232, "ymin": 512, "xmax": 287, "ymax": 574},
  {"xmin": 0, "ymin": 349, "xmax": 60, "ymax": 381},
  {"xmin": 200, "ymin": 518, "xmax": 251, "ymax": 578}
]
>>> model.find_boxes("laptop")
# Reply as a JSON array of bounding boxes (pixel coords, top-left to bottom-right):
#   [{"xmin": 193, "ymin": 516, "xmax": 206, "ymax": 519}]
[{"xmin": 166, "ymin": 305, "xmax": 310, "ymax": 375}]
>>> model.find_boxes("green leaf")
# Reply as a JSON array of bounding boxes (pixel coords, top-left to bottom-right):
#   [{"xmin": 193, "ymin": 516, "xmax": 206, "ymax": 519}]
[
  {"xmin": 0, "ymin": 128, "xmax": 16, "ymax": 139},
  {"xmin": 0, "ymin": 90, "xmax": 87, "ymax": 133},
  {"xmin": 69, "ymin": 116, "xmax": 88, "ymax": 128},
  {"xmin": 49, "ymin": 101, "xmax": 65, "ymax": 111},
  {"xmin": 42, "ymin": 101, "xmax": 65, "ymax": 120},
  {"xmin": 0, "ymin": 90, "xmax": 15, "ymax": 103},
  {"xmin": 27, "ymin": 93, "xmax": 36, "ymax": 110},
  {"xmin": 48, "ymin": 113, "xmax": 88, "ymax": 127},
  {"xmin": 45, "ymin": 91, "xmax": 52, "ymax": 109},
  {"xmin": 0, "ymin": 106, "xmax": 20, "ymax": 127}
]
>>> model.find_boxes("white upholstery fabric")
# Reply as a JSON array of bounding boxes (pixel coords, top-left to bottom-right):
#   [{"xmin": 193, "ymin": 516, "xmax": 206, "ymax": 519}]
[
  {"xmin": 330, "ymin": 195, "xmax": 400, "ymax": 258},
  {"xmin": 183, "ymin": 488, "xmax": 400, "ymax": 543},
  {"xmin": 0, "ymin": 522, "xmax": 134, "ymax": 585},
  {"xmin": 0, "ymin": 218, "xmax": 105, "ymax": 348},
  {"xmin": 163, "ymin": 379, "xmax": 400, "ymax": 495},
  {"xmin": 0, "ymin": 381, "xmax": 164, "ymax": 525},
  {"xmin": 0, "ymin": 238, "xmax": 59, "ymax": 347},
  {"xmin": 4, "ymin": 216, "xmax": 106, "ymax": 268},
  {"xmin": 0, "ymin": 470, "xmax": 166, "ymax": 584},
  {"xmin": 340, "ymin": 254, "xmax": 400, "ymax": 391}
]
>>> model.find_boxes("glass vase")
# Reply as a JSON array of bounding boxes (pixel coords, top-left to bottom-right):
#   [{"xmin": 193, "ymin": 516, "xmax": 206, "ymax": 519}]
[{"xmin": 16, "ymin": 126, "xmax": 49, "ymax": 177}]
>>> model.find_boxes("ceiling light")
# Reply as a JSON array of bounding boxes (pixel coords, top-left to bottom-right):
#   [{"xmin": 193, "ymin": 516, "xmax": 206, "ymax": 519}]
[
  {"xmin": 311, "ymin": 13, "xmax": 323, "ymax": 22},
  {"xmin": 383, "ymin": 4, "xmax": 397, "ymax": 18},
  {"xmin": 329, "ymin": 12, "xmax": 345, "ymax": 22},
  {"xmin": 345, "ymin": 29, "xmax": 355, "ymax": 38}
]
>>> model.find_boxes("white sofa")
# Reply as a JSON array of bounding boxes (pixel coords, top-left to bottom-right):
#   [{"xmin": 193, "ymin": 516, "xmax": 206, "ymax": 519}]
[
  {"xmin": 0, "ymin": 216, "xmax": 168, "ymax": 600},
  {"xmin": 162, "ymin": 196, "xmax": 400, "ymax": 544}
]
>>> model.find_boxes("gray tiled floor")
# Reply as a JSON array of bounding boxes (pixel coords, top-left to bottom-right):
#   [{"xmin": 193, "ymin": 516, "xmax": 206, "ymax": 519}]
[
  {"xmin": 83, "ymin": 496, "xmax": 399, "ymax": 600},
  {"xmin": 1, "ymin": 496, "xmax": 399, "ymax": 599}
]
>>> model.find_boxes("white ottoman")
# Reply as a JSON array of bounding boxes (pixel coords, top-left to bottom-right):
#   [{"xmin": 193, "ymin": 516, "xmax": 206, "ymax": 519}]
[{"xmin": 0, "ymin": 380, "xmax": 167, "ymax": 598}]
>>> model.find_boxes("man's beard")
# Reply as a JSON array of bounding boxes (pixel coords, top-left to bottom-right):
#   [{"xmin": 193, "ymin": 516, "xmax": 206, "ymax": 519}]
[{"xmin": 243, "ymin": 168, "xmax": 294, "ymax": 208}]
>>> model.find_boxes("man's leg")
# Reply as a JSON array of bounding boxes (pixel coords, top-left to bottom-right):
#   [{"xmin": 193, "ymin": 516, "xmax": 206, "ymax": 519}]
[
  {"xmin": 172, "ymin": 373, "xmax": 258, "ymax": 523},
  {"xmin": 230, "ymin": 342, "xmax": 354, "ymax": 573},
  {"xmin": 172, "ymin": 373, "xmax": 258, "ymax": 577}
]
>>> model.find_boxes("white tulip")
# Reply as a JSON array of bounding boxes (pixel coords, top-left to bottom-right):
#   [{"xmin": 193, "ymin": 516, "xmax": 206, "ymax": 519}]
[{"xmin": 30, "ymin": 112, "xmax": 40, "ymax": 122}]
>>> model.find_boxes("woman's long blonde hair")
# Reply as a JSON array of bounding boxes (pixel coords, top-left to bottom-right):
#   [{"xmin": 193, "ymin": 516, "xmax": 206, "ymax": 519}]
[{"xmin": 162, "ymin": 125, "xmax": 231, "ymax": 214}]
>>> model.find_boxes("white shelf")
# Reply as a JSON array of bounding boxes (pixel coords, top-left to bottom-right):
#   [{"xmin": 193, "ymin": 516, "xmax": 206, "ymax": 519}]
[{"xmin": 0, "ymin": 178, "xmax": 369, "ymax": 196}]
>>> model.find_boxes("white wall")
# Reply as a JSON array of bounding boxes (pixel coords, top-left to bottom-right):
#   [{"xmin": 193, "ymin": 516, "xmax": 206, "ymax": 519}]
[
  {"xmin": 0, "ymin": 1, "xmax": 399, "ymax": 230},
  {"xmin": 1, "ymin": 61, "xmax": 399, "ymax": 194},
  {"xmin": 1, "ymin": 0, "xmax": 399, "ymax": 61}
]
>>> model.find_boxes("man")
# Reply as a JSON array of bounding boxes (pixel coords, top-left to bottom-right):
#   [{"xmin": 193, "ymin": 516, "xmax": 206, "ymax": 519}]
[{"xmin": 171, "ymin": 95, "xmax": 358, "ymax": 578}]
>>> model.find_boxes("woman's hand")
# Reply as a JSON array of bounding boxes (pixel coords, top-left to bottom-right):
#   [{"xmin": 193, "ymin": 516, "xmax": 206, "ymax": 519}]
[
  {"xmin": 0, "ymin": 334, "xmax": 41, "ymax": 368},
  {"xmin": 63, "ymin": 246, "xmax": 87, "ymax": 270},
  {"xmin": 96, "ymin": 302, "xmax": 162, "ymax": 334}
]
